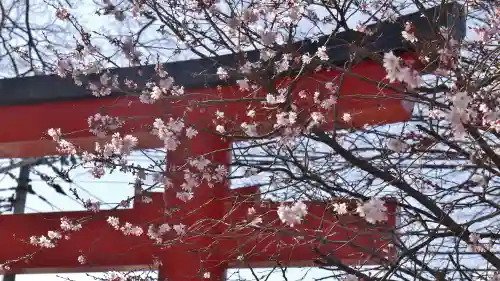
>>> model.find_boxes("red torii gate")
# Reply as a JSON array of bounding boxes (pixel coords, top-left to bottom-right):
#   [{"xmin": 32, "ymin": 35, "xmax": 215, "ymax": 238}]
[{"xmin": 0, "ymin": 3, "xmax": 464, "ymax": 281}]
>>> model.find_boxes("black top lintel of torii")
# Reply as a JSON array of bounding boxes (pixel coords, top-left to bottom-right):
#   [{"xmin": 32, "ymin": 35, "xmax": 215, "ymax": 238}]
[{"xmin": 0, "ymin": 2, "xmax": 465, "ymax": 107}]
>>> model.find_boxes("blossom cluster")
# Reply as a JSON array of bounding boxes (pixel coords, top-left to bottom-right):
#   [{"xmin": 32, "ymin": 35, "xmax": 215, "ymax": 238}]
[
  {"xmin": 29, "ymin": 217, "xmax": 82, "ymax": 248},
  {"xmin": 48, "ymin": 127, "xmax": 138, "ymax": 178},
  {"xmin": 356, "ymin": 198, "xmax": 388, "ymax": 224},
  {"xmin": 331, "ymin": 198, "xmax": 389, "ymax": 224},
  {"xmin": 106, "ymin": 216, "xmax": 187, "ymax": 241},
  {"xmin": 151, "ymin": 118, "xmax": 185, "ymax": 151},
  {"xmin": 277, "ymin": 201, "xmax": 308, "ymax": 227},
  {"xmin": 383, "ymin": 51, "xmax": 420, "ymax": 89},
  {"xmin": 88, "ymin": 113, "xmax": 124, "ymax": 138}
]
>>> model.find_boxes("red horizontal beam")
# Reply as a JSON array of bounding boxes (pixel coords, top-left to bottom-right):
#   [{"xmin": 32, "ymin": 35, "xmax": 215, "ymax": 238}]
[
  {"xmin": 0, "ymin": 187, "xmax": 397, "ymax": 274},
  {"xmin": 0, "ymin": 193, "xmax": 164, "ymax": 274},
  {"xmin": 216, "ymin": 199, "xmax": 398, "ymax": 268},
  {"xmin": 0, "ymin": 59, "xmax": 413, "ymax": 158}
]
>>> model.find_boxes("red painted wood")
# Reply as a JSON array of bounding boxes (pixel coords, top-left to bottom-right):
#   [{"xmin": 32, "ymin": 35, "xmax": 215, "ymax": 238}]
[
  {"xmin": 0, "ymin": 134, "xmax": 397, "ymax": 278},
  {"xmin": 0, "ymin": 58, "xmax": 414, "ymax": 158},
  {"xmin": 158, "ymin": 131, "xmax": 232, "ymax": 281},
  {"xmin": 0, "ymin": 193, "xmax": 165, "ymax": 274},
  {"xmin": 0, "ymin": 55, "xmax": 409, "ymax": 279},
  {"xmin": 219, "ymin": 199, "xmax": 398, "ymax": 269},
  {"xmin": 0, "ymin": 188, "xmax": 397, "ymax": 275}
]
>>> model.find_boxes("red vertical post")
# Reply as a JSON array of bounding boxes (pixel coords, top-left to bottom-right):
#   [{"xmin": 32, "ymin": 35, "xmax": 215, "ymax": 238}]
[{"xmin": 158, "ymin": 132, "xmax": 231, "ymax": 281}]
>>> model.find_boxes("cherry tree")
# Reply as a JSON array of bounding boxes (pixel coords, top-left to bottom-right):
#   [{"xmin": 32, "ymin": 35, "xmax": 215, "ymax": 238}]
[{"xmin": 5, "ymin": 0, "xmax": 500, "ymax": 281}]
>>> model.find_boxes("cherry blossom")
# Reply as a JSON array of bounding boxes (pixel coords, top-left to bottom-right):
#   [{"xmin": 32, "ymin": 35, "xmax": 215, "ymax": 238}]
[
  {"xmin": 356, "ymin": 198, "xmax": 388, "ymax": 224},
  {"xmin": 60, "ymin": 217, "xmax": 82, "ymax": 232},
  {"xmin": 120, "ymin": 222, "xmax": 144, "ymax": 236},
  {"xmin": 77, "ymin": 255, "xmax": 87, "ymax": 264},
  {"xmin": 402, "ymin": 22, "xmax": 417, "ymax": 42},
  {"xmin": 382, "ymin": 52, "xmax": 421, "ymax": 89},
  {"xmin": 333, "ymin": 203, "xmax": 348, "ymax": 215},
  {"xmin": 277, "ymin": 201, "xmax": 308, "ymax": 227},
  {"xmin": 107, "ymin": 216, "xmax": 120, "ymax": 230},
  {"xmin": 186, "ymin": 127, "xmax": 198, "ymax": 139},
  {"xmin": 30, "ymin": 235, "xmax": 56, "ymax": 248},
  {"xmin": 173, "ymin": 223, "xmax": 186, "ymax": 235}
]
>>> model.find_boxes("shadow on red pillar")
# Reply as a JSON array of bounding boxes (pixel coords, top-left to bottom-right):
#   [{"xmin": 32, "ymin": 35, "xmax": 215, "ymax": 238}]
[{"xmin": 159, "ymin": 132, "xmax": 232, "ymax": 281}]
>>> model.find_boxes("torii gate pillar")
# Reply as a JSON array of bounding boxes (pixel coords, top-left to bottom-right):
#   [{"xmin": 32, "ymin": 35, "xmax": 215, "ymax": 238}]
[{"xmin": 159, "ymin": 133, "xmax": 231, "ymax": 281}]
